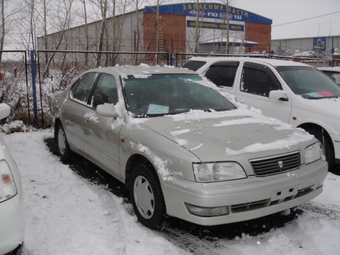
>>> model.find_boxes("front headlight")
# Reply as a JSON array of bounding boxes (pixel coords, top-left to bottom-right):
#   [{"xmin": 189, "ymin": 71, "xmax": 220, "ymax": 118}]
[
  {"xmin": 305, "ymin": 142, "xmax": 325, "ymax": 164},
  {"xmin": 0, "ymin": 160, "xmax": 17, "ymax": 203},
  {"xmin": 193, "ymin": 162, "xmax": 247, "ymax": 183}
]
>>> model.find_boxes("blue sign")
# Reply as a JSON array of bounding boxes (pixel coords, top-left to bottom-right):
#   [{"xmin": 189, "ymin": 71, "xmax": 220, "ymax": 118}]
[
  {"xmin": 144, "ymin": 3, "xmax": 272, "ymax": 25},
  {"xmin": 313, "ymin": 37, "xmax": 326, "ymax": 51}
]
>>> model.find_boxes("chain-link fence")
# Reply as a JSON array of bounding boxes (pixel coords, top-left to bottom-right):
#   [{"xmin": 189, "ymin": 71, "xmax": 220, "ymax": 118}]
[
  {"xmin": 0, "ymin": 51, "xmax": 31, "ymax": 126},
  {"xmin": 0, "ymin": 50, "xmax": 170, "ymax": 128},
  {"xmin": 0, "ymin": 50, "xmax": 334, "ymax": 128}
]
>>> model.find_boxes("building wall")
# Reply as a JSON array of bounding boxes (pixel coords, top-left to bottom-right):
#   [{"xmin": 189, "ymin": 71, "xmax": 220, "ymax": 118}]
[
  {"xmin": 245, "ymin": 22, "xmax": 271, "ymax": 53},
  {"xmin": 271, "ymin": 36, "xmax": 340, "ymax": 56},
  {"xmin": 38, "ymin": 3, "xmax": 273, "ymax": 59},
  {"xmin": 143, "ymin": 13, "xmax": 187, "ymax": 53}
]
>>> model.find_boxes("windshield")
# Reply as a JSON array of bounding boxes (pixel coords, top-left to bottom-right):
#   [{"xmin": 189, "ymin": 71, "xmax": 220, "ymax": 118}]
[
  {"xmin": 123, "ymin": 74, "xmax": 235, "ymax": 117},
  {"xmin": 277, "ymin": 66, "xmax": 340, "ymax": 99}
]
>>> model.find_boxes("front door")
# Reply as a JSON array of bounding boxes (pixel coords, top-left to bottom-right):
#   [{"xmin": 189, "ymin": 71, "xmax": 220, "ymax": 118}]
[
  {"xmin": 235, "ymin": 62, "xmax": 293, "ymax": 123},
  {"xmin": 83, "ymin": 73, "xmax": 122, "ymax": 179}
]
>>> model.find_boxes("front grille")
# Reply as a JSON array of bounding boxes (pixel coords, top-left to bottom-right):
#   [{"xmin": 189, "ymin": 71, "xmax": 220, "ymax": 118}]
[{"xmin": 250, "ymin": 151, "xmax": 300, "ymax": 176}]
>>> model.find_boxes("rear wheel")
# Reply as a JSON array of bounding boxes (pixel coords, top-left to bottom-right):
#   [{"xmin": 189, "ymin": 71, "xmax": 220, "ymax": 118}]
[
  {"xmin": 56, "ymin": 124, "xmax": 71, "ymax": 162},
  {"xmin": 129, "ymin": 163, "xmax": 167, "ymax": 230}
]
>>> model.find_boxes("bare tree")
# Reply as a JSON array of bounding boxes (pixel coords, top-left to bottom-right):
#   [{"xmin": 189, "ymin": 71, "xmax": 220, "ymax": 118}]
[
  {"xmin": 131, "ymin": 0, "xmax": 144, "ymax": 52},
  {"xmin": 42, "ymin": 0, "xmax": 75, "ymax": 77},
  {"xmin": 220, "ymin": 0, "xmax": 233, "ymax": 54},
  {"xmin": 0, "ymin": 0, "xmax": 4, "ymax": 55},
  {"xmin": 184, "ymin": 0, "xmax": 206, "ymax": 53},
  {"xmin": 0, "ymin": 0, "xmax": 22, "ymax": 59},
  {"xmin": 193, "ymin": 0, "xmax": 205, "ymax": 53},
  {"xmin": 95, "ymin": 0, "xmax": 107, "ymax": 66},
  {"xmin": 79, "ymin": 0, "xmax": 90, "ymax": 65}
]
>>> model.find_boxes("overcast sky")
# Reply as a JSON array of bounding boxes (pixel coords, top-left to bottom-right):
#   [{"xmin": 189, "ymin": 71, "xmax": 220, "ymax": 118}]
[{"xmin": 232, "ymin": 0, "xmax": 340, "ymax": 39}]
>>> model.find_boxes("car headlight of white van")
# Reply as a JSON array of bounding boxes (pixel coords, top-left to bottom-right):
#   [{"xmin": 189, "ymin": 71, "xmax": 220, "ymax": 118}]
[
  {"xmin": 305, "ymin": 142, "xmax": 325, "ymax": 164},
  {"xmin": 193, "ymin": 162, "xmax": 247, "ymax": 183},
  {"xmin": 0, "ymin": 160, "xmax": 18, "ymax": 203}
]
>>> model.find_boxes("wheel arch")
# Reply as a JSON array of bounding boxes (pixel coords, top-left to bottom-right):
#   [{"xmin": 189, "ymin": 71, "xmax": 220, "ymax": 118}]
[
  {"xmin": 125, "ymin": 154, "xmax": 159, "ymax": 196},
  {"xmin": 53, "ymin": 118, "xmax": 62, "ymax": 142},
  {"xmin": 298, "ymin": 122, "xmax": 334, "ymax": 165},
  {"xmin": 298, "ymin": 122, "xmax": 332, "ymax": 144}
]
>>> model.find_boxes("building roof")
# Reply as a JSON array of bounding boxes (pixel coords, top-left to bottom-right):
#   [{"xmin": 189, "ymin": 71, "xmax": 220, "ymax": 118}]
[{"xmin": 199, "ymin": 37, "xmax": 259, "ymax": 47}]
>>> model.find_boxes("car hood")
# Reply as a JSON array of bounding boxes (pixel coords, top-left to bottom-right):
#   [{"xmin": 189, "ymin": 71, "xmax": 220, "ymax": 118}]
[{"xmin": 139, "ymin": 109, "xmax": 314, "ymax": 162}]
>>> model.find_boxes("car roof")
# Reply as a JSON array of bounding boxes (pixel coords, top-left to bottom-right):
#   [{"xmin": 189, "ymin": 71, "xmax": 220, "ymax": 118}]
[
  {"xmin": 188, "ymin": 56, "xmax": 312, "ymax": 68},
  {"xmin": 318, "ymin": 66, "xmax": 340, "ymax": 72},
  {"xmin": 83, "ymin": 65, "xmax": 197, "ymax": 77}
]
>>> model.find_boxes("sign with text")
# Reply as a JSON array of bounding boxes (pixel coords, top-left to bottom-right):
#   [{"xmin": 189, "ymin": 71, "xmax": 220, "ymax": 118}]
[
  {"xmin": 144, "ymin": 3, "xmax": 272, "ymax": 24},
  {"xmin": 186, "ymin": 20, "xmax": 244, "ymax": 31}
]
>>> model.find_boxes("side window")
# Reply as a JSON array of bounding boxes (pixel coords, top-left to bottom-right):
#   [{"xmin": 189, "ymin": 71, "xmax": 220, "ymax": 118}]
[
  {"xmin": 241, "ymin": 63, "xmax": 281, "ymax": 97},
  {"xmin": 182, "ymin": 61, "xmax": 206, "ymax": 71},
  {"xmin": 205, "ymin": 61, "xmax": 239, "ymax": 87},
  {"xmin": 92, "ymin": 73, "xmax": 118, "ymax": 108},
  {"xmin": 71, "ymin": 72, "xmax": 97, "ymax": 103}
]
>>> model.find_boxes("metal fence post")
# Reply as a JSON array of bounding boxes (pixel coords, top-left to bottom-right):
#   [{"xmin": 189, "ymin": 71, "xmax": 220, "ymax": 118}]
[
  {"xmin": 169, "ymin": 53, "xmax": 173, "ymax": 66},
  {"xmin": 30, "ymin": 50, "xmax": 39, "ymax": 127}
]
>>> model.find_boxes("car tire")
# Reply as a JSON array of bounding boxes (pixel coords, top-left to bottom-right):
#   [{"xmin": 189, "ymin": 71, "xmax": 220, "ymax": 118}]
[
  {"xmin": 130, "ymin": 163, "xmax": 167, "ymax": 230},
  {"xmin": 56, "ymin": 124, "xmax": 71, "ymax": 162},
  {"xmin": 306, "ymin": 128, "xmax": 334, "ymax": 168}
]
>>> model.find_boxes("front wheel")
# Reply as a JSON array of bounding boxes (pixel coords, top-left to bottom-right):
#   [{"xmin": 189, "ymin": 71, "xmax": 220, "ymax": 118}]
[
  {"xmin": 306, "ymin": 128, "xmax": 334, "ymax": 168},
  {"xmin": 129, "ymin": 163, "xmax": 167, "ymax": 230},
  {"xmin": 56, "ymin": 124, "xmax": 71, "ymax": 162}
]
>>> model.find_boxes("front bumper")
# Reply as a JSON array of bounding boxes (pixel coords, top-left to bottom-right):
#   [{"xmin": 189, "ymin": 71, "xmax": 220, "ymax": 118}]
[
  {"xmin": 162, "ymin": 159, "xmax": 328, "ymax": 226},
  {"xmin": 0, "ymin": 194, "xmax": 25, "ymax": 255}
]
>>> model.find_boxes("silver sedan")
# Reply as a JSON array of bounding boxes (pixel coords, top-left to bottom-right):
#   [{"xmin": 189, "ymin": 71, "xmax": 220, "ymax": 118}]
[{"xmin": 49, "ymin": 66, "xmax": 327, "ymax": 229}]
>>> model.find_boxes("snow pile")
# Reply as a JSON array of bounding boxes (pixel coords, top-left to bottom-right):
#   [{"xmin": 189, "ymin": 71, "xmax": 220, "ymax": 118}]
[{"xmin": 2, "ymin": 130, "xmax": 340, "ymax": 255}]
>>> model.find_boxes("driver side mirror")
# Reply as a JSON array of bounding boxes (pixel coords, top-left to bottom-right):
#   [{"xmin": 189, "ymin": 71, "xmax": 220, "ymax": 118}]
[
  {"xmin": 96, "ymin": 104, "xmax": 118, "ymax": 118},
  {"xmin": 269, "ymin": 90, "xmax": 288, "ymax": 101}
]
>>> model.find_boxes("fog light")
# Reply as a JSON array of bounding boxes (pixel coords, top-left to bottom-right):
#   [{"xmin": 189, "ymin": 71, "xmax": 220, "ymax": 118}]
[{"xmin": 185, "ymin": 203, "xmax": 229, "ymax": 217}]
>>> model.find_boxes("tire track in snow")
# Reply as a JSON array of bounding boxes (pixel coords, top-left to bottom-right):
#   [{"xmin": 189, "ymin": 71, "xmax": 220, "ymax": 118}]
[
  {"xmin": 300, "ymin": 203, "xmax": 340, "ymax": 220},
  {"xmin": 159, "ymin": 226, "xmax": 243, "ymax": 255}
]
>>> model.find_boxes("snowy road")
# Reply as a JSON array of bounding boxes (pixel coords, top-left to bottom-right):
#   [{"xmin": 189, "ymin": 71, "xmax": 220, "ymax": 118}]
[{"xmin": 3, "ymin": 129, "xmax": 340, "ymax": 255}]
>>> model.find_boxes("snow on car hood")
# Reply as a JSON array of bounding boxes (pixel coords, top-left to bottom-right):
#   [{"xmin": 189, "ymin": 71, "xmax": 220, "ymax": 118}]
[{"xmin": 139, "ymin": 108, "xmax": 314, "ymax": 162}]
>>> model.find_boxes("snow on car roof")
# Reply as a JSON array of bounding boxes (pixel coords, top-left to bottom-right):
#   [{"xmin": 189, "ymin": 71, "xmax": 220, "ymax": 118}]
[
  {"xmin": 85, "ymin": 64, "xmax": 198, "ymax": 77},
  {"xmin": 188, "ymin": 56, "xmax": 312, "ymax": 68}
]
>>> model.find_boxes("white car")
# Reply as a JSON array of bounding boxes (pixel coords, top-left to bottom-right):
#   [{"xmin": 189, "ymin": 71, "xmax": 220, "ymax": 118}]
[
  {"xmin": 183, "ymin": 57, "xmax": 340, "ymax": 169},
  {"xmin": 49, "ymin": 66, "xmax": 327, "ymax": 229},
  {"xmin": 318, "ymin": 66, "xmax": 340, "ymax": 85},
  {"xmin": 0, "ymin": 104, "xmax": 25, "ymax": 254}
]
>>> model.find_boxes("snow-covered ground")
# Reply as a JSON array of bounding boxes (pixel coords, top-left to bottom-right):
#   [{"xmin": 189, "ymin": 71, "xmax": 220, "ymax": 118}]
[{"xmin": 3, "ymin": 129, "xmax": 340, "ymax": 255}]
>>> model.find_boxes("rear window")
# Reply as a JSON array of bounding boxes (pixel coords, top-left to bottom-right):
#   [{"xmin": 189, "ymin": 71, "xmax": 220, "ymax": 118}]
[
  {"xmin": 182, "ymin": 61, "xmax": 206, "ymax": 71},
  {"xmin": 205, "ymin": 61, "xmax": 239, "ymax": 87}
]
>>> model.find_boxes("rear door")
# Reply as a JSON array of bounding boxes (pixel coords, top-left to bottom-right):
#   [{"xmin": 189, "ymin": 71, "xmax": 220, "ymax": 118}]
[{"xmin": 63, "ymin": 72, "xmax": 98, "ymax": 152}]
